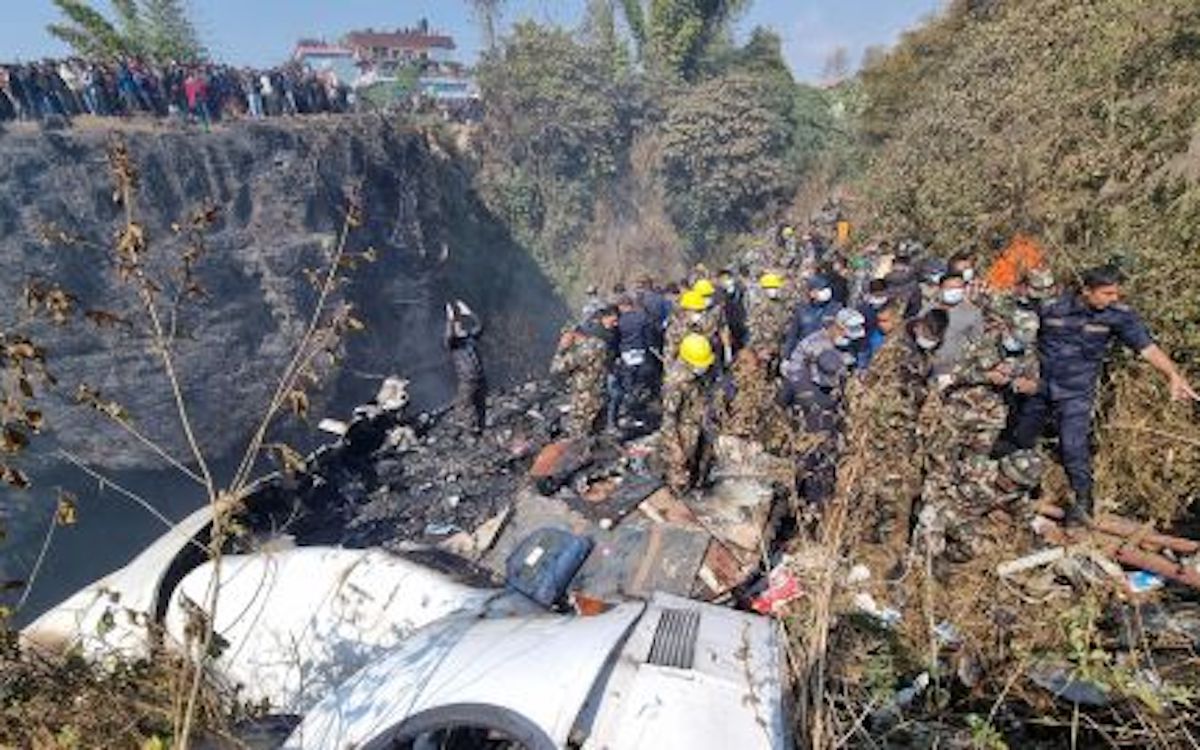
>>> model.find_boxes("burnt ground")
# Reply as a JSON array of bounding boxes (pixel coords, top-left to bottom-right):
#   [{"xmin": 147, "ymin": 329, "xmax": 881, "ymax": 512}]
[{"xmin": 235, "ymin": 380, "xmax": 581, "ymax": 554}]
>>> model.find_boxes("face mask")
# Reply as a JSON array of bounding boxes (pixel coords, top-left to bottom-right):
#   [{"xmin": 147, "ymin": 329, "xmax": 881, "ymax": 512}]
[
  {"xmin": 690, "ymin": 366, "xmax": 709, "ymax": 378},
  {"xmin": 1001, "ymin": 335, "xmax": 1024, "ymax": 353},
  {"xmin": 941, "ymin": 288, "xmax": 965, "ymax": 306},
  {"xmin": 722, "ymin": 279, "xmax": 736, "ymax": 292},
  {"xmin": 867, "ymin": 295, "xmax": 888, "ymax": 308},
  {"xmin": 961, "ymin": 268, "xmax": 976, "ymax": 283},
  {"xmin": 916, "ymin": 335, "xmax": 939, "ymax": 351},
  {"xmin": 812, "ymin": 288, "xmax": 833, "ymax": 304},
  {"xmin": 765, "ymin": 288, "xmax": 780, "ymax": 300},
  {"xmin": 834, "ymin": 336, "xmax": 852, "ymax": 349}
]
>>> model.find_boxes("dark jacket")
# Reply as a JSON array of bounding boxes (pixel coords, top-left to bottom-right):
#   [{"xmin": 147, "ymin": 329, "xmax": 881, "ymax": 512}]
[{"xmin": 1038, "ymin": 294, "xmax": 1152, "ymax": 400}]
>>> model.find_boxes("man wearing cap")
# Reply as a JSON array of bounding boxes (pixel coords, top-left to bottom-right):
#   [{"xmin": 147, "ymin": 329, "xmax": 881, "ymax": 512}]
[
  {"xmin": 580, "ymin": 285, "xmax": 604, "ymax": 323},
  {"xmin": 745, "ymin": 272, "xmax": 792, "ymax": 366},
  {"xmin": 551, "ymin": 306, "xmax": 619, "ymax": 437},
  {"xmin": 1002, "ymin": 265, "xmax": 1197, "ymax": 526},
  {"xmin": 920, "ymin": 450, "xmax": 1046, "ymax": 569},
  {"xmin": 781, "ymin": 274, "xmax": 844, "ymax": 359},
  {"xmin": 780, "ymin": 309, "xmax": 867, "ymax": 506},
  {"xmin": 781, "ymin": 307, "xmax": 867, "ymax": 409}
]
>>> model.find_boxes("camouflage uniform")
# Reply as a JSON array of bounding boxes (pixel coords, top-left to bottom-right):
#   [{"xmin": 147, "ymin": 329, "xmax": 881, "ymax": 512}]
[
  {"xmin": 921, "ymin": 314, "xmax": 1040, "ymax": 506},
  {"xmin": 842, "ymin": 332, "xmax": 931, "ymax": 544},
  {"xmin": 723, "ymin": 350, "xmax": 796, "ymax": 456},
  {"xmin": 660, "ymin": 363, "xmax": 728, "ymax": 492},
  {"xmin": 744, "ymin": 289, "xmax": 793, "ymax": 364},
  {"xmin": 918, "ymin": 450, "xmax": 1044, "ymax": 563},
  {"xmin": 663, "ymin": 304, "xmax": 726, "ymax": 364},
  {"xmin": 550, "ymin": 328, "xmax": 611, "ymax": 437}
]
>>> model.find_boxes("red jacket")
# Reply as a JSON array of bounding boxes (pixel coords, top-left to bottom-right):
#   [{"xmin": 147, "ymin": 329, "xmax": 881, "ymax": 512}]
[{"xmin": 184, "ymin": 75, "xmax": 207, "ymax": 108}]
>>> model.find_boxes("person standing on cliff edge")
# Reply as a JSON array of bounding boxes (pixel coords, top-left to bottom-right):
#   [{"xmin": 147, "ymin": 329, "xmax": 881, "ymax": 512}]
[{"xmin": 445, "ymin": 299, "xmax": 487, "ymax": 436}]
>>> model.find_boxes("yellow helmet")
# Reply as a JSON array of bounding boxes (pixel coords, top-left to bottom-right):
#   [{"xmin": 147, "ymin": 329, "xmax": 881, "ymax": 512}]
[
  {"xmin": 759, "ymin": 273, "xmax": 784, "ymax": 290},
  {"xmin": 679, "ymin": 289, "xmax": 709, "ymax": 311},
  {"xmin": 679, "ymin": 333, "xmax": 716, "ymax": 370},
  {"xmin": 782, "ymin": 226, "xmax": 796, "ymax": 239},
  {"xmin": 693, "ymin": 278, "xmax": 716, "ymax": 297}
]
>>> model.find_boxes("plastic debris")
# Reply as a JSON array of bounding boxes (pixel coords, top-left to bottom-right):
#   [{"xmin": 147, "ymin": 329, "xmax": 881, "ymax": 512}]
[
  {"xmin": 853, "ymin": 592, "xmax": 902, "ymax": 628},
  {"xmin": 750, "ymin": 565, "xmax": 803, "ymax": 615},
  {"xmin": 1127, "ymin": 571, "xmax": 1165, "ymax": 594},
  {"xmin": 1028, "ymin": 661, "xmax": 1111, "ymax": 707}
]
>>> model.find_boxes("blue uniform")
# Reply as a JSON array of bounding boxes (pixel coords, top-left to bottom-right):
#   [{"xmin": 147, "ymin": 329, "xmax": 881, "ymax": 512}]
[
  {"xmin": 1012, "ymin": 294, "xmax": 1153, "ymax": 498},
  {"xmin": 781, "ymin": 299, "xmax": 842, "ymax": 359}
]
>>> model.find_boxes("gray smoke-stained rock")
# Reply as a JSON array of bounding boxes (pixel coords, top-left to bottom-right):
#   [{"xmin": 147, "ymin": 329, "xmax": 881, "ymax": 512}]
[{"xmin": 0, "ymin": 119, "xmax": 566, "ymax": 473}]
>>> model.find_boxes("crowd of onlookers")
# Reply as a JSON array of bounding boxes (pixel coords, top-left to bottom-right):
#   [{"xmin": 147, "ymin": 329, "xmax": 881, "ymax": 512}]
[{"xmin": 0, "ymin": 58, "xmax": 355, "ymax": 125}]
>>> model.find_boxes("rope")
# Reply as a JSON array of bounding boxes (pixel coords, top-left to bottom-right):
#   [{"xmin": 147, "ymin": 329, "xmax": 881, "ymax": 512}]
[{"xmin": 14, "ymin": 510, "xmax": 57, "ymax": 614}]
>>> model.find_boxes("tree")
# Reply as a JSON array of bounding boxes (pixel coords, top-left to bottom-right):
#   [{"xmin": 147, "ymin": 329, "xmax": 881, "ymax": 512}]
[
  {"xmin": 47, "ymin": 0, "xmax": 131, "ymax": 59},
  {"xmin": 476, "ymin": 22, "xmax": 633, "ymax": 279},
  {"xmin": 821, "ymin": 45, "xmax": 850, "ymax": 84},
  {"xmin": 659, "ymin": 72, "xmax": 796, "ymax": 243},
  {"xmin": 140, "ymin": 0, "xmax": 206, "ymax": 63},
  {"xmin": 468, "ymin": 0, "xmax": 507, "ymax": 53},
  {"xmin": 47, "ymin": 0, "xmax": 206, "ymax": 63},
  {"xmin": 617, "ymin": 0, "xmax": 751, "ymax": 80}
]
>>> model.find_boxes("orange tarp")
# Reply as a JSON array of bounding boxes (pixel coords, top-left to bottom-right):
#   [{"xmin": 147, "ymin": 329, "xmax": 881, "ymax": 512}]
[{"xmin": 986, "ymin": 233, "xmax": 1046, "ymax": 290}]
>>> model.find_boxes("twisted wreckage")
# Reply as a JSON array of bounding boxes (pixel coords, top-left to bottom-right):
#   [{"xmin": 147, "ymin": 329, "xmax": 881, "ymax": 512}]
[
  {"xmin": 22, "ymin": 377, "xmax": 1200, "ymax": 748},
  {"xmin": 22, "ymin": 378, "xmax": 792, "ymax": 750}
]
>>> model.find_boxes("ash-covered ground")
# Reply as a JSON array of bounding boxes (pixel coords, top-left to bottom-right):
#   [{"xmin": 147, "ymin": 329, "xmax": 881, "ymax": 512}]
[{"xmin": 238, "ymin": 380, "xmax": 575, "ymax": 553}]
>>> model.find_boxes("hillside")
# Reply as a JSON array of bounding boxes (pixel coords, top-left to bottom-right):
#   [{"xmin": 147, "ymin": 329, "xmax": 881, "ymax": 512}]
[{"xmin": 855, "ymin": 0, "xmax": 1200, "ymax": 520}]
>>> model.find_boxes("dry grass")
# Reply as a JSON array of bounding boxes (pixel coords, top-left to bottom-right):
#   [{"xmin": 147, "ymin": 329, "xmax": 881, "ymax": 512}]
[{"xmin": 0, "ymin": 635, "xmax": 241, "ymax": 749}]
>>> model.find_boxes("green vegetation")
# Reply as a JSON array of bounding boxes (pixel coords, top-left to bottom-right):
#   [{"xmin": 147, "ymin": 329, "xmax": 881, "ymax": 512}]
[
  {"xmin": 474, "ymin": 5, "xmax": 846, "ymax": 293},
  {"xmin": 853, "ymin": 0, "xmax": 1200, "ymax": 519},
  {"xmin": 48, "ymin": 0, "xmax": 206, "ymax": 64}
]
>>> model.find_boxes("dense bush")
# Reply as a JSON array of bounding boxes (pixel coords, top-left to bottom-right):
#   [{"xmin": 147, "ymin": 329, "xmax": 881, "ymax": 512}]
[{"xmin": 856, "ymin": 0, "xmax": 1200, "ymax": 519}]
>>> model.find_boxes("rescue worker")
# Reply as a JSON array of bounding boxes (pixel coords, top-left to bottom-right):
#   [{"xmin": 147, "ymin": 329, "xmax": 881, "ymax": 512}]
[
  {"xmin": 663, "ymin": 287, "xmax": 726, "ymax": 365},
  {"xmin": 782, "ymin": 309, "xmax": 866, "ymax": 506},
  {"xmin": 947, "ymin": 250, "xmax": 982, "ymax": 301},
  {"xmin": 957, "ymin": 309, "xmax": 1039, "ymax": 447},
  {"xmin": 921, "ymin": 450, "xmax": 1045, "ymax": 569},
  {"xmin": 580, "ymin": 284, "xmax": 603, "ymax": 323},
  {"xmin": 858, "ymin": 279, "xmax": 893, "ymax": 368},
  {"xmin": 1003, "ymin": 265, "xmax": 1197, "ymax": 525},
  {"xmin": 723, "ymin": 346, "xmax": 797, "ymax": 456},
  {"xmin": 610, "ymin": 294, "xmax": 653, "ymax": 431},
  {"xmin": 781, "ymin": 274, "xmax": 843, "ymax": 359},
  {"xmin": 444, "ymin": 299, "xmax": 486, "ymax": 435},
  {"xmin": 918, "ymin": 257, "xmax": 948, "ymax": 309},
  {"xmin": 661, "ymin": 333, "xmax": 727, "ymax": 493},
  {"xmin": 551, "ymin": 306, "xmax": 619, "ymax": 437},
  {"xmin": 781, "ymin": 308, "xmax": 866, "ymax": 409},
  {"xmin": 745, "ymin": 272, "xmax": 792, "ymax": 365},
  {"xmin": 635, "ymin": 276, "xmax": 670, "ymax": 399},
  {"xmin": 843, "ymin": 308, "xmax": 948, "ymax": 566},
  {"xmin": 885, "ymin": 244, "xmax": 924, "ymax": 318},
  {"xmin": 718, "ymin": 267, "xmax": 748, "ymax": 355}
]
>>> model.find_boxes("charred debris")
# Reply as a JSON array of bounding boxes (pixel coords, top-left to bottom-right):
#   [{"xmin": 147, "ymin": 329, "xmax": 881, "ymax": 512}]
[{"xmin": 229, "ymin": 377, "xmax": 1200, "ymax": 748}]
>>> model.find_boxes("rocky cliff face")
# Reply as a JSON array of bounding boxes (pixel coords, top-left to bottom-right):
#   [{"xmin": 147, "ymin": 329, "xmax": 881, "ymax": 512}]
[{"xmin": 0, "ymin": 118, "xmax": 566, "ymax": 476}]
